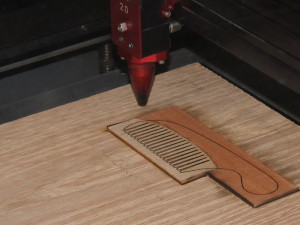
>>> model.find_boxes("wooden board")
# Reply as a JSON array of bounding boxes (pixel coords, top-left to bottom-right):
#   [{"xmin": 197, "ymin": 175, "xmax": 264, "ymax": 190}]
[
  {"xmin": 108, "ymin": 118, "xmax": 217, "ymax": 184},
  {"xmin": 0, "ymin": 63, "xmax": 300, "ymax": 224},
  {"xmin": 108, "ymin": 106, "xmax": 298, "ymax": 207}
]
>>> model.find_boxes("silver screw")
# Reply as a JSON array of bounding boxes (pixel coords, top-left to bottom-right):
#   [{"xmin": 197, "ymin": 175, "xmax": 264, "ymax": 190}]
[
  {"xmin": 118, "ymin": 37, "xmax": 124, "ymax": 42},
  {"xmin": 158, "ymin": 60, "xmax": 166, "ymax": 65},
  {"xmin": 81, "ymin": 25, "xmax": 88, "ymax": 32},
  {"xmin": 169, "ymin": 20, "xmax": 183, "ymax": 33},
  {"xmin": 164, "ymin": 11, "xmax": 171, "ymax": 18},
  {"xmin": 117, "ymin": 22, "xmax": 128, "ymax": 33},
  {"xmin": 128, "ymin": 43, "xmax": 134, "ymax": 48}
]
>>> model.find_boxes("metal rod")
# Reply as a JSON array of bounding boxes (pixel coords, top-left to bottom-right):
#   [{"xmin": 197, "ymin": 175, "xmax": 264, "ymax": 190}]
[{"xmin": 0, "ymin": 35, "xmax": 111, "ymax": 73}]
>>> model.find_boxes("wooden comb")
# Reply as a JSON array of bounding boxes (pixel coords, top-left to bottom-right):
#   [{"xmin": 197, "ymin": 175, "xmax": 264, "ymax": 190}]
[{"xmin": 107, "ymin": 106, "xmax": 299, "ymax": 207}]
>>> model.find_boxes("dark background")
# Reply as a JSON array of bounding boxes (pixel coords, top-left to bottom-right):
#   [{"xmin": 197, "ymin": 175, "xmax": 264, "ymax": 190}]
[{"xmin": 0, "ymin": 0, "xmax": 299, "ymax": 124}]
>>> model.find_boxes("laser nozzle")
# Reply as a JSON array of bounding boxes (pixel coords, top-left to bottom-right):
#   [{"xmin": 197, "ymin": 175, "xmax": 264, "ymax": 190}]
[{"xmin": 128, "ymin": 62, "xmax": 155, "ymax": 106}]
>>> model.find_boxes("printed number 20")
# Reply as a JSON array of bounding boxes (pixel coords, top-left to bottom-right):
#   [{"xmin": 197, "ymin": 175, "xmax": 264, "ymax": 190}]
[{"xmin": 120, "ymin": 3, "xmax": 129, "ymax": 14}]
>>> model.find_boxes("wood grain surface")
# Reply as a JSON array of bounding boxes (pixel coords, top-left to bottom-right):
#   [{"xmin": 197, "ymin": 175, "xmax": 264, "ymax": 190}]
[{"xmin": 0, "ymin": 63, "xmax": 299, "ymax": 224}]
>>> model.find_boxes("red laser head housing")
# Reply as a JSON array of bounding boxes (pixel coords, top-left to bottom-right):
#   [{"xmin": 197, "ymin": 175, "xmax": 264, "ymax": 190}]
[{"xmin": 111, "ymin": 0, "xmax": 180, "ymax": 106}]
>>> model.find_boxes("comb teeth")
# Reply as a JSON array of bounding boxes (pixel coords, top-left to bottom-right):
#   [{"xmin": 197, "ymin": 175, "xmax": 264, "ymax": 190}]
[{"xmin": 124, "ymin": 121, "xmax": 212, "ymax": 173}]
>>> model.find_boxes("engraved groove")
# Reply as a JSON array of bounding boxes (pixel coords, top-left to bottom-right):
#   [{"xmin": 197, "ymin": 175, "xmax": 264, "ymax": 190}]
[
  {"xmin": 137, "ymin": 129, "xmax": 170, "ymax": 140},
  {"xmin": 161, "ymin": 147, "xmax": 198, "ymax": 158},
  {"xmin": 171, "ymin": 153, "xmax": 205, "ymax": 165},
  {"xmin": 173, "ymin": 155, "xmax": 207, "ymax": 167},
  {"xmin": 151, "ymin": 138, "xmax": 183, "ymax": 151},
  {"xmin": 159, "ymin": 145, "xmax": 194, "ymax": 157},
  {"xmin": 142, "ymin": 132, "xmax": 176, "ymax": 143},
  {"xmin": 149, "ymin": 139, "xmax": 185, "ymax": 150},
  {"xmin": 132, "ymin": 127, "xmax": 165, "ymax": 138},
  {"xmin": 124, "ymin": 121, "xmax": 213, "ymax": 173},
  {"xmin": 127, "ymin": 124, "xmax": 159, "ymax": 134},
  {"xmin": 180, "ymin": 160, "xmax": 210, "ymax": 171},
  {"xmin": 165, "ymin": 148, "xmax": 199, "ymax": 162},
  {"xmin": 178, "ymin": 158, "xmax": 210, "ymax": 169}
]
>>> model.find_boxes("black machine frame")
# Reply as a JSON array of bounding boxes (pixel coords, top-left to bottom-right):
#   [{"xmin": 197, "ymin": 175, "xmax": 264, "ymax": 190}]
[{"xmin": 0, "ymin": 0, "xmax": 299, "ymax": 124}]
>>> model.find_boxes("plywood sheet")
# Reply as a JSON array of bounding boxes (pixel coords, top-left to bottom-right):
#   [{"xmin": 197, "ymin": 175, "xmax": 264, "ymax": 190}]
[
  {"xmin": 108, "ymin": 106, "xmax": 298, "ymax": 207},
  {"xmin": 0, "ymin": 63, "xmax": 299, "ymax": 224},
  {"xmin": 108, "ymin": 118, "xmax": 217, "ymax": 184}
]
